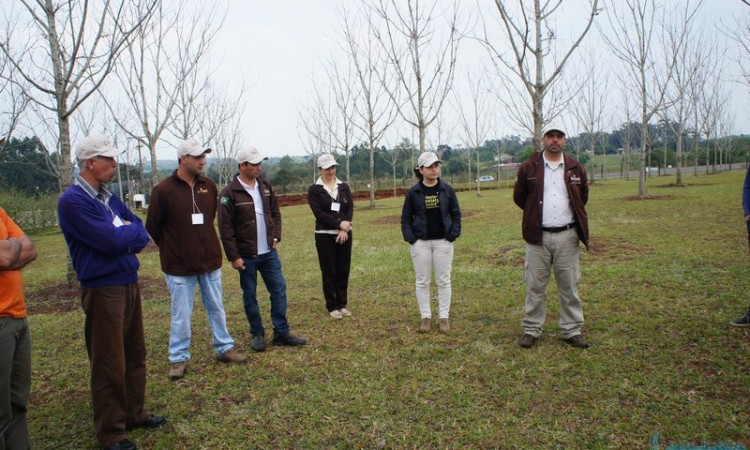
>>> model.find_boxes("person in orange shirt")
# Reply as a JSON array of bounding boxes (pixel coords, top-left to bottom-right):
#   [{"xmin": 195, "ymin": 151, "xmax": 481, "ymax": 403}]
[{"xmin": 0, "ymin": 207, "xmax": 37, "ymax": 450}]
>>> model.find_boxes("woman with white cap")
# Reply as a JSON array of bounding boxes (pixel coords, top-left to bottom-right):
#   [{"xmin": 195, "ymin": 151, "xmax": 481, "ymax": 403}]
[
  {"xmin": 401, "ymin": 151, "xmax": 461, "ymax": 333},
  {"xmin": 307, "ymin": 153, "xmax": 354, "ymax": 319}
]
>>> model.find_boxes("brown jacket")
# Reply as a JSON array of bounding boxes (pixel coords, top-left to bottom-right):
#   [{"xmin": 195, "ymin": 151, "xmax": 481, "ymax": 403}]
[
  {"xmin": 145, "ymin": 171, "xmax": 223, "ymax": 275},
  {"xmin": 218, "ymin": 175, "xmax": 282, "ymax": 261},
  {"xmin": 513, "ymin": 151, "xmax": 589, "ymax": 249}
]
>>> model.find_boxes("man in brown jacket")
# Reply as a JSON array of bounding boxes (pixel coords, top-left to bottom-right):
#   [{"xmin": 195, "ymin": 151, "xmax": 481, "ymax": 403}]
[
  {"xmin": 146, "ymin": 137, "xmax": 247, "ymax": 381},
  {"xmin": 218, "ymin": 146, "xmax": 306, "ymax": 353},
  {"xmin": 513, "ymin": 121, "xmax": 590, "ymax": 350}
]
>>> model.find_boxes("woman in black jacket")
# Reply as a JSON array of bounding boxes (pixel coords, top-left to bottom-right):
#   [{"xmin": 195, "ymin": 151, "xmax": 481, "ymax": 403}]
[
  {"xmin": 401, "ymin": 151, "xmax": 461, "ymax": 334},
  {"xmin": 307, "ymin": 154, "xmax": 354, "ymax": 320}
]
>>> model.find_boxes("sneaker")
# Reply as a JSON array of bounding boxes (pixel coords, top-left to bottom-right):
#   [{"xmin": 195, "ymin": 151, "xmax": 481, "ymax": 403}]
[
  {"xmin": 730, "ymin": 310, "xmax": 750, "ymax": 327},
  {"xmin": 518, "ymin": 334, "xmax": 537, "ymax": 349},
  {"xmin": 168, "ymin": 361, "xmax": 188, "ymax": 380},
  {"xmin": 251, "ymin": 334, "xmax": 266, "ymax": 352},
  {"xmin": 439, "ymin": 318, "xmax": 450, "ymax": 333},
  {"xmin": 272, "ymin": 333, "xmax": 307, "ymax": 346},
  {"xmin": 563, "ymin": 334, "xmax": 590, "ymax": 349},
  {"xmin": 329, "ymin": 310, "xmax": 343, "ymax": 320},
  {"xmin": 339, "ymin": 308, "xmax": 352, "ymax": 317},
  {"xmin": 216, "ymin": 348, "xmax": 249, "ymax": 363},
  {"xmin": 418, "ymin": 318, "xmax": 431, "ymax": 333}
]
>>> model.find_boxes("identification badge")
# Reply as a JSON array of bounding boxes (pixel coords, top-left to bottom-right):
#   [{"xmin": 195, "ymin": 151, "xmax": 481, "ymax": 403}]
[
  {"xmin": 113, "ymin": 216, "xmax": 125, "ymax": 227},
  {"xmin": 192, "ymin": 213, "xmax": 204, "ymax": 225},
  {"xmin": 331, "ymin": 202, "xmax": 341, "ymax": 212}
]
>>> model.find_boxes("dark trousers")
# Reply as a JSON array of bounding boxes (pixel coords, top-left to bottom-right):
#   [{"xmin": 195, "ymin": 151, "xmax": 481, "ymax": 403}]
[
  {"xmin": 81, "ymin": 283, "xmax": 148, "ymax": 447},
  {"xmin": 314, "ymin": 233, "xmax": 352, "ymax": 312},
  {"xmin": 0, "ymin": 316, "xmax": 31, "ymax": 450}
]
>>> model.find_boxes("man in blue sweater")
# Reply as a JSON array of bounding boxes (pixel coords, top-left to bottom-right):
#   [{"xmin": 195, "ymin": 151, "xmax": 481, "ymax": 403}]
[{"xmin": 58, "ymin": 135, "xmax": 164, "ymax": 450}]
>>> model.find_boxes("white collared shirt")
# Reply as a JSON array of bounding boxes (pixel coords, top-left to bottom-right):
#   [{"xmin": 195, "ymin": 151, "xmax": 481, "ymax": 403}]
[
  {"xmin": 542, "ymin": 152, "xmax": 574, "ymax": 228},
  {"xmin": 238, "ymin": 177, "xmax": 270, "ymax": 255}
]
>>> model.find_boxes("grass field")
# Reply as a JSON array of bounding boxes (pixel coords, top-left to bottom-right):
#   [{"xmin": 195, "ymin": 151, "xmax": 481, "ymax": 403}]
[{"xmin": 21, "ymin": 170, "xmax": 750, "ymax": 449}]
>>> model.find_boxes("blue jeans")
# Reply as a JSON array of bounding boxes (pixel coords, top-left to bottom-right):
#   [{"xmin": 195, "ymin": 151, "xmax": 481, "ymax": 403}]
[
  {"xmin": 165, "ymin": 269, "xmax": 235, "ymax": 363},
  {"xmin": 238, "ymin": 249, "xmax": 290, "ymax": 336}
]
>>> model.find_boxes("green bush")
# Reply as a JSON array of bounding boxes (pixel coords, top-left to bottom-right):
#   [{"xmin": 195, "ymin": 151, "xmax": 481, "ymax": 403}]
[{"xmin": 0, "ymin": 189, "xmax": 59, "ymax": 230}]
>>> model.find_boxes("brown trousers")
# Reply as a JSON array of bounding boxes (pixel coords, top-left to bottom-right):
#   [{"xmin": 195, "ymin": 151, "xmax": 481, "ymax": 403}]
[{"xmin": 81, "ymin": 283, "xmax": 148, "ymax": 447}]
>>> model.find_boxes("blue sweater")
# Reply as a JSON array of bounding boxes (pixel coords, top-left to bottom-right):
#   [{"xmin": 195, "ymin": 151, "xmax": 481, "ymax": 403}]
[{"xmin": 58, "ymin": 184, "xmax": 150, "ymax": 288}]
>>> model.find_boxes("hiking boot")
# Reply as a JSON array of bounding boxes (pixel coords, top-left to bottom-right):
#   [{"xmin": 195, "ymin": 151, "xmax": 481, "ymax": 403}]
[
  {"xmin": 339, "ymin": 308, "xmax": 352, "ymax": 317},
  {"xmin": 730, "ymin": 310, "xmax": 750, "ymax": 327},
  {"xmin": 168, "ymin": 361, "xmax": 188, "ymax": 380},
  {"xmin": 329, "ymin": 310, "xmax": 343, "ymax": 320},
  {"xmin": 216, "ymin": 348, "xmax": 249, "ymax": 363},
  {"xmin": 564, "ymin": 334, "xmax": 590, "ymax": 349},
  {"xmin": 272, "ymin": 332, "xmax": 307, "ymax": 346},
  {"xmin": 418, "ymin": 318, "xmax": 431, "ymax": 333},
  {"xmin": 518, "ymin": 334, "xmax": 537, "ymax": 349},
  {"xmin": 251, "ymin": 334, "xmax": 266, "ymax": 352},
  {"xmin": 439, "ymin": 318, "xmax": 450, "ymax": 333}
]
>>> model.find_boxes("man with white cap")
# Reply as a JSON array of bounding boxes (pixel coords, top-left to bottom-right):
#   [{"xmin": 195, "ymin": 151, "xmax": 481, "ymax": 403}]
[
  {"xmin": 218, "ymin": 146, "xmax": 307, "ymax": 352},
  {"xmin": 146, "ymin": 137, "xmax": 247, "ymax": 382},
  {"xmin": 513, "ymin": 121, "xmax": 590, "ymax": 350},
  {"xmin": 59, "ymin": 135, "xmax": 164, "ymax": 450}
]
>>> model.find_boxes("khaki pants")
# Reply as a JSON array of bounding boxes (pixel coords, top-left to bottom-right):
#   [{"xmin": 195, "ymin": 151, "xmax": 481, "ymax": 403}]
[{"xmin": 522, "ymin": 228, "xmax": 584, "ymax": 339}]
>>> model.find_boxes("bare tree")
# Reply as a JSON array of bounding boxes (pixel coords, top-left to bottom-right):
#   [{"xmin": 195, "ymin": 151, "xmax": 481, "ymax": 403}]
[
  {"xmin": 687, "ymin": 29, "xmax": 722, "ymax": 176},
  {"xmin": 369, "ymin": 0, "xmax": 460, "ymax": 153},
  {"xmin": 305, "ymin": 56, "xmax": 359, "ymax": 183},
  {"xmin": 103, "ymin": 1, "xmax": 224, "ymax": 188},
  {"xmin": 0, "ymin": 51, "xmax": 29, "ymax": 154},
  {"xmin": 0, "ymin": 0, "xmax": 157, "ymax": 190},
  {"xmin": 569, "ymin": 47, "xmax": 608, "ymax": 182},
  {"xmin": 482, "ymin": 0, "xmax": 600, "ymax": 151},
  {"xmin": 341, "ymin": 3, "xmax": 398, "ymax": 207},
  {"xmin": 297, "ymin": 102, "xmax": 330, "ymax": 183},
  {"xmin": 209, "ymin": 88, "xmax": 249, "ymax": 187},
  {"xmin": 379, "ymin": 140, "xmax": 405, "ymax": 197},
  {"xmin": 455, "ymin": 68, "xmax": 493, "ymax": 195},
  {"xmin": 655, "ymin": 1, "xmax": 705, "ymax": 186},
  {"xmin": 601, "ymin": 0, "xmax": 681, "ymax": 197}
]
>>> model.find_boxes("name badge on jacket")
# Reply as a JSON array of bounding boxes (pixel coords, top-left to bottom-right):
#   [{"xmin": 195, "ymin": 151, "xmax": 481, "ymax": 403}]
[{"xmin": 192, "ymin": 213, "xmax": 204, "ymax": 225}]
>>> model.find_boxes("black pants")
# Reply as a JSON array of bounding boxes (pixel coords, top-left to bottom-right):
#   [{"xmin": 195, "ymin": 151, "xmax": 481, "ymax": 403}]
[
  {"xmin": 314, "ymin": 233, "xmax": 352, "ymax": 312},
  {"xmin": 81, "ymin": 283, "xmax": 148, "ymax": 448}
]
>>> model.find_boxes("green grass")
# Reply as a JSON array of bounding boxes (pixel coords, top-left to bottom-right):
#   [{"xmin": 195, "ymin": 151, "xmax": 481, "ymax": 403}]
[{"xmin": 22, "ymin": 170, "xmax": 750, "ymax": 449}]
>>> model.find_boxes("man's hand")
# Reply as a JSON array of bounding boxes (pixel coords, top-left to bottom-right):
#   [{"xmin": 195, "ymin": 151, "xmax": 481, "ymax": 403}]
[{"xmin": 231, "ymin": 258, "xmax": 245, "ymax": 271}]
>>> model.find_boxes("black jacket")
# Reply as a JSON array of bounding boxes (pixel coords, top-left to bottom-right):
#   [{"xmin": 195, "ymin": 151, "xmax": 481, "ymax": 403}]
[
  {"xmin": 401, "ymin": 179, "xmax": 461, "ymax": 244},
  {"xmin": 307, "ymin": 181, "xmax": 354, "ymax": 231}
]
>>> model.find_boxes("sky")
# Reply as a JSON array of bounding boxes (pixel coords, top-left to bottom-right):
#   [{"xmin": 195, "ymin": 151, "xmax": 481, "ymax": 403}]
[
  {"xmin": 5, "ymin": 0, "xmax": 748, "ymax": 161},
  {"xmin": 206, "ymin": 0, "xmax": 750, "ymax": 159}
]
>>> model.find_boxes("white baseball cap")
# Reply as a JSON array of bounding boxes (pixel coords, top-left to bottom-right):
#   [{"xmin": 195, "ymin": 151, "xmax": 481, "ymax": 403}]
[
  {"xmin": 317, "ymin": 153, "xmax": 339, "ymax": 169},
  {"xmin": 417, "ymin": 151, "xmax": 442, "ymax": 168},
  {"xmin": 177, "ymin": 137, "xmax": 212, "ymax": 158},
  {"xmin": 237, "ymin": 146, "xmax": 268, "ymax": 164},
  {"xmin": 542, "ymin": 121, "xmax": 566, "ymax": 136},
  {"xmin": 76, "ymin": 135, "xmax": 120, "ymax": 161}
]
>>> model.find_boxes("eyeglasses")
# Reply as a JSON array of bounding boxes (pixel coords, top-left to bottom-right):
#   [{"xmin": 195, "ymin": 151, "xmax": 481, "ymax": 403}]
[
  {"xmin": 242, "ymin": 162, "xmax": 262, "ymax": 167},
  {"xmin": 187, "ymin": 154, "xmax": 207, "ymax": 160}
]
